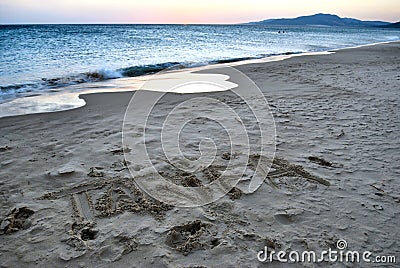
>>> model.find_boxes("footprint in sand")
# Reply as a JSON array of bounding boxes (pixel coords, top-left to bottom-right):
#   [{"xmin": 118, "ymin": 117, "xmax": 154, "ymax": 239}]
[
  {"xmin": 165, "ymin": 220, "xmax": 217, "ymax": 256},
  {"xmin": 98, "ymin": 235, "xmax": 138, "ymax": 262},
  {"xmin": 0, "ymin": 207, "xmax": 34, "ymax": 234},
  {"xmin": 88, "ymin": 167, "xmax": 104, "ymax": 177}
]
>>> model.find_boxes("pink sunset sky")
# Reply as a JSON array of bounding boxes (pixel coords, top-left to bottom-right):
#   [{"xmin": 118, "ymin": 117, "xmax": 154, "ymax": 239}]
[{"xmin": 0, "ymin": 0, "xmax": 399, "ymax": 24}]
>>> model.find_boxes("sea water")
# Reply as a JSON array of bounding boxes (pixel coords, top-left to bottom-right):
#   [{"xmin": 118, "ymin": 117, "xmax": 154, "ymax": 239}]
[{"xmin": 1, "ymin": 24, "xmax": 399, "ymax": 112}]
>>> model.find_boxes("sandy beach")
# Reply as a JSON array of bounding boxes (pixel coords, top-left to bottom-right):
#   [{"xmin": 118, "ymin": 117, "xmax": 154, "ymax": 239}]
[{"xmin": 0, "ymin": 42, "xmax": 399, "ymax": 267}]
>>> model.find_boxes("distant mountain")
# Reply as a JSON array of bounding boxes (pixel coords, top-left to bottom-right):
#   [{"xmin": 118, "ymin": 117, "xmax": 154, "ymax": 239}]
[
  {"xmin": 379, "ymin": 21, "xmax": 400, "ymax": 28},
  {"xmin": 248, "ymin": 13, "xmax": 390, "ymax": 27}
]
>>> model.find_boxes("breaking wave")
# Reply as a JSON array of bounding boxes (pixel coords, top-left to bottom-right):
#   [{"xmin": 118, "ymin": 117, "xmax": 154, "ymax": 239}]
[{"xmin": 0, "ymin": 51, "xmax": 302, "ymax": 101}]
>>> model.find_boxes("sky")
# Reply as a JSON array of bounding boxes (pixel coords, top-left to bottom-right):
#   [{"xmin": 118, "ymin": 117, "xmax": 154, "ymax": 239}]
[{"xmin": 0, "ymin": 0, "xmax": 399, "ymax": 24}]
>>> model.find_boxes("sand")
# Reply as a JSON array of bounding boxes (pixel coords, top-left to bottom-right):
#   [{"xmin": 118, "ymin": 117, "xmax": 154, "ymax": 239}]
[{"xmin": 0, "ymin": 42, "xmax": 399, "ymax": 267}]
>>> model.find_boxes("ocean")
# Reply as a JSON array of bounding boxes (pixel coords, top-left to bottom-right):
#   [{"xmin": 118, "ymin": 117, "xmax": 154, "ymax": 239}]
[{"xmin": 1, "ymin": 24, "xmax": 399, "ymax": 112}]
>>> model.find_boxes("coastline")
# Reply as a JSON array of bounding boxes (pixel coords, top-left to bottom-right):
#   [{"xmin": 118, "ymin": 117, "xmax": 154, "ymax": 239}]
[
  {"xmin": 0, "ymin": 41, "xmax": 399, "ymax": 266},
  {"xmin": 1, "ymin": 40, "xmax": 400, "ymax": 118}
]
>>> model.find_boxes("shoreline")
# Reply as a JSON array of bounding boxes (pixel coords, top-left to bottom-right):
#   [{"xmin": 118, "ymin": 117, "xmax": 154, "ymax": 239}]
[
  {"xmin": 0, "ymin": 41, "xmax": 399, "ymax": 266},
  {"xmin": 1, "ymin": 40, "xmax": 399, "ymax": 118}
]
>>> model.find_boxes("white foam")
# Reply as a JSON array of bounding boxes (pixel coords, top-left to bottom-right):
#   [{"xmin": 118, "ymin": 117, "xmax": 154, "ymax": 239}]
[{"xmin": 97, "ymin": 68, "xmax": 123, "ymax": 79}]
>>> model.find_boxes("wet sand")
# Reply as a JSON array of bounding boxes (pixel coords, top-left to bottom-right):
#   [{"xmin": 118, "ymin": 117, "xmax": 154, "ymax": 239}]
[{"xmin": 0, "ymin": 42, "xmax": 399, "ymax": 267}]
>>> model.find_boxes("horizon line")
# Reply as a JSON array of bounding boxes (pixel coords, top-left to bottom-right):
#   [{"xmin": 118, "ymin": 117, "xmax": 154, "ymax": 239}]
[{"xmin": 1, "ymin": 13, "xmax": 398, "ymax": 25}]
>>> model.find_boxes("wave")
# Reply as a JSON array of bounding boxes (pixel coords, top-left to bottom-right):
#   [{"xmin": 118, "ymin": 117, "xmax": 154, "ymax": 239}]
[
  {"xmin": 121, "ymin": 62, "xmax": 182, "ymax": 77},
  {"xmin": 0, "ymin": 52, "xmax": 303, "ymax": 100}
]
